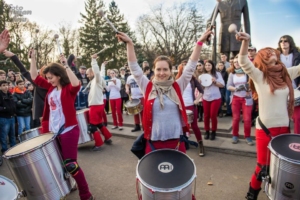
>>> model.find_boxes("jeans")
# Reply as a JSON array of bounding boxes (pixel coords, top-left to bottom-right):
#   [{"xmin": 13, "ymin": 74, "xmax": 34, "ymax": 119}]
[
  {"xmin": 17, "ymin": 116, "xmax": 31, "ymax": 135},
  {"xmin": 0, "ymin": 117, "xmax": 16, "ymax": 153},
  {"xmin": 225, "ymin": 89, "xmax": 232, "ymax": 114}
]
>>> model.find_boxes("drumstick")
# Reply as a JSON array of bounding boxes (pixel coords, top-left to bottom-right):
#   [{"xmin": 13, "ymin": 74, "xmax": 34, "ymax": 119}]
[
  {"xmin": 54, "ymin": 34, "xmax": 62, "ymax": 54},
  {"xmin": 96, "ymin": 46, "xmax": 108, "ymax": 55},
  {"xmin": 206, "ymin": 0, "xmax": 221, "ymax": 45},
  {"xmin": 228, "ymin": 23, "xmax": 241, "ymax": 36},
  {"xmin": 97, "ymin": 9, "xmax": 118, "ymax": 33}
]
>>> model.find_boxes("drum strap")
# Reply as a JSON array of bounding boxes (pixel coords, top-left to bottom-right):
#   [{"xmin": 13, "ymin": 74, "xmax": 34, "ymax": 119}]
[{"xmin": 257, "ymin": 117, "xmax": 271, "ymax": 137}]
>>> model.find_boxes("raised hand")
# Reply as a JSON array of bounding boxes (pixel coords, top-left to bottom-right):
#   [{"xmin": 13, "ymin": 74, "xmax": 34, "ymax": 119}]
[
  {"xmin": 3, "ymin": 50, "xmax": 14, "ymax": 58},
  {"xmin": 116, "ymin": 32, "xmax": 132, "ymax": 44},
  {"xmin": 59, "ymin": 54, "xmax": 67, "ymax": 65},
  {"xmin": 91, "ymin": 53, "xmax": 98, "ymax": 59},
  {"xmin": 0, "ymin": 29, "xmax": 10, "ymax": 53},
  {"xmin": 198, "ymin": 29, "xmax": 214, "ymax": 43},
  {"xmin": 236, "ymin": 32, "xmax": 250, "ymax": 42}
]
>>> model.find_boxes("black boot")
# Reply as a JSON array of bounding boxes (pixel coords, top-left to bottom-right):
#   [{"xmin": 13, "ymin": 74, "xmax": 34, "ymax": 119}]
[
  {"xmin": 210, "ymin": 131, "xmax": 216, "ymax": 140},
  {"xmin": 131, "ymin": 124, "xmax": 141, "ymax": 132},
  {"xmin": 204, "ymin": 131, "xmax": 210, "ymax": 140},
  {"xmin": 245, "ymin": 184, "xmax": 261, "ymax": 200},
  {"xmin": 198, "ymin": 140, "xmax": 205, "ymax": 157}
]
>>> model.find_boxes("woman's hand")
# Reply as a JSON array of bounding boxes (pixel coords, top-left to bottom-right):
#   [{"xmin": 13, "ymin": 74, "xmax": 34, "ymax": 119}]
[
  {"xmin": 0, "ymin": 29, "xmax": 10, "ymax": 53},
  {"xmin": 91, "ymin": 53, "xmax": 98, "ymax": 59},
  {"xmin": 3, "ymin": 50, "xmax": 14, "ymax": 58},
  {"xmin": 59, "ymin": 54, "xmax": 68, "ymax": 65},
  {"xmin": 198, "ymin": 29, "xmax": 214, "ymax": 43},
  {"xmin": 236, "ymin": 32, "xmax": 250, "ymax": 42},
  {"xmin": 212, "ymin": 77, "xmax": 217, "ymax": 84},
  {"xmin": 28, "ymin": 48, "xmax": 36, "ymax": 60},
  {"xmin": 116, "ymin": 32, "xmax": 133, "ymax": 44}
]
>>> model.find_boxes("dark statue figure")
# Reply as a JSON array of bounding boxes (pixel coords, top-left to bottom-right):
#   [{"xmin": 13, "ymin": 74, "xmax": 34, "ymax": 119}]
[{"xmin": 207, "ymin": 0, "xmax": 251, "ymax": 59}]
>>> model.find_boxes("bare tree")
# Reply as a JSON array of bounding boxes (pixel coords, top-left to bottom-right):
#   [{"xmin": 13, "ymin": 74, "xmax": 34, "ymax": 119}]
[{"xmin": 136, "ymin": 2, "xmax": 206, "ymax": 65}]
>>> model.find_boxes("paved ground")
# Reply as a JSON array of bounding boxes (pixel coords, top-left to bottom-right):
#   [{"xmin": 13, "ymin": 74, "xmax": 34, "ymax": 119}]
[{"xmin": 1, "ymin": 136, "xmax": 269, "ymax": 200}]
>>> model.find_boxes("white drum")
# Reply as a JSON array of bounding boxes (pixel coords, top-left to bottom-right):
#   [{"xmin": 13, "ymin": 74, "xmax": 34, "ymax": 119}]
[
  {"xmin": 0, "ymin": 175, "xmax": 22, "ymax": 199},
  {"xmin": 77, "ymin": 108, "xmax": 94, "ymax": 144},
  {"xmin": 3, "ymin": 134, "xmax": 74, "ymax": 200},
  {"xmin": 186, "ymin": 110, "xmax": 194, "ymax": 124},
  {"xmin": 265, "ymin": 134, "xmax": 300, "ymax": 200},
  {"xmin": 136, "ymin": 149, "xmax": 196, "ymax": 200},
  {"xmin": 199, "ymin": 74, "xmax": 213, "ymax": 87}
]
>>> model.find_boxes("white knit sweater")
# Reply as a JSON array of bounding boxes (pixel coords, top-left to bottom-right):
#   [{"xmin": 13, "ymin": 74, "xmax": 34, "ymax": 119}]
[{"xmin": 239, "ymin": 55, "xmax": 300, "ymax": 129}]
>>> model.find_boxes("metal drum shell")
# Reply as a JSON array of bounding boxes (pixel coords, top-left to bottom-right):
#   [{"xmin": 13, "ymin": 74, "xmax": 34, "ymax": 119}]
[
  {"xmin": 265, "ymin": 134, "xmax": 300, "ymax": 200},
  {"xmin": 18, "ymin": 127, "xmax": 42, "ymax": 142},
  {"xmin": 136, "ymin": 149, "xmax": 196, "ymax": 200},
  {"xmin": 125, "ymin": 99, "xmax": 143, "ymax": 115},
  {"xmin": 186, "ymin": 110, "xmax": 194, "ymax": 124},
  {"xmin": 76, "ymin": 108, "xmax": 94, "ymax": 145},
  {"xmin": 3, "ymin": 134, "xmax": 74, "ymax": 200}
]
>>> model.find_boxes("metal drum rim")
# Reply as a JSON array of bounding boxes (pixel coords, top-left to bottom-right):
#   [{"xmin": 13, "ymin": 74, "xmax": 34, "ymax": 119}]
[
  {"xmin": 19, "ymin": 127, "xmax": 41, "ymax": 135},
  {"xmin": 3, "ymin": 133, "xmax": 55, "ymax": 159},
  {"xmin": 136, "ymin": 149, "xmax": 197, "ymax": 193},
  {"xmin": 268, "ymin": 134, "xmax": 300, "ymax": 164},
  {"xmin": 125, "ymin": 99, "xmax": 141, "ymax": 107},
  {"xmin": 0, "ymin": 175, "xmax": 18, "ymax": 199}
]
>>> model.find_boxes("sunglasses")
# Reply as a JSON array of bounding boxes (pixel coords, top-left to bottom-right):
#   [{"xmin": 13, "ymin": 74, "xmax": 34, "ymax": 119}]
[{"xmin": 280, "ymin": 40, "xmax": 288, "ymax": 43}]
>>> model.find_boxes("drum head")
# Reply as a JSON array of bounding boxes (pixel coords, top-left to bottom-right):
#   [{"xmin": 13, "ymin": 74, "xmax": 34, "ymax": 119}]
[
  {"xmin": 200, "ymin": 74, "xmax": 212, "ymax": 87},
  {"xmin": 0, "ymin": 175, "xmax": 18, "ymax": 199},
  {"xmin": 4, "ymin": 133, "xmax": 54, "ymax": 157},
  {"xmin": 125, "ymin": 99, "xmax": 140, "ymax": 107},
  {"xmin": 137, "ymin": 149, "xmax": 195, "ymax": 189},
  {"xmin": 269, "ymin": 134, "xmax": 300, "ymax": 161}
]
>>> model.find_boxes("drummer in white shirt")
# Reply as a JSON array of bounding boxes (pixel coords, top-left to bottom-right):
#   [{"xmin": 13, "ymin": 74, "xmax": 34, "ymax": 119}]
[
  {"xmin": 86, "ymin": 55, "xmax": 112, "ymax": 151},
  {"xmin": 199, "ymin": 60, "xmax": 225, "ymax": 140},
  {"xmin": 126, "ymin": 74, "xmax": 144, "ymax": 132}
]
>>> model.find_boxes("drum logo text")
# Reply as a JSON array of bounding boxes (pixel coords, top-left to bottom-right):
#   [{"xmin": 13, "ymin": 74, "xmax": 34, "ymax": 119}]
[
  {"xmin": 289, "ymin": 143, "xmax": 300, "ymax": 152},
  {"xmin": 158, "ymin": 162, "xmax": 174, "ymax": 173},
  {"xmin": 285, "ymin": 182, "xmax": 294, "ymax": 189},
  {"xmin": 0, "ymin": 181, "xmax": 5, "ymax": 185}
]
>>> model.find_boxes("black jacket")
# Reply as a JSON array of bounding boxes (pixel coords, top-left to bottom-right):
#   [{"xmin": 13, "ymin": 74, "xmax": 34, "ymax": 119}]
[
  {"xmin": 218, "ymin": 68, "xmax": 229, "ymax": 85},
  {"xmin": 10, "ymin": 55, "xmax": 47, "ymax": 120},
  {"xmin": 76, "ymin": 72, "xmax": 89, "ymax": 88},
  {"xmin": 13, "ymin": 90, "xmax": 33, "ymax": 117},
  {"xmin": 293, "ymin": 51, "xmax": 300, "ymax": 86},
  {"xmin": 0, "ymin": 91, "xmax": 16, "ymax": 118}
]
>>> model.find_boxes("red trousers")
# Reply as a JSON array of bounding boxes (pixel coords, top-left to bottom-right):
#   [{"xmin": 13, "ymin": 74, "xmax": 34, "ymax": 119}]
[
  {"xmin": 250, "ymin": 127, "xmax": 289, "ymax": 190},
  {"xmin": 58, "ymin": 126, "xmax": 91, "ymax": 200},
  {"xmin": 89, "ymin": 105, "xmax": 112, "ymax": 147},
  {"xmin": 133, "ymin": 97, "xmax": 144, "ymax": 125},
  {"xmin": 185, "ymin": 105, "xmax": 202, "ymax": 141},
  {"xmin": 145, "ymin": 139, "xmax": 186, "ymax": 154},
  {"xmin": 110, "ymin": 98, "xmax": 123, "ymax": 126},
  {"xmin": 203, "ymin": 98, "xmax": 221, "ymax": 131},
  {"xmin": 231, "ymin": 96, "xmax": 252, "ymax": 138}
]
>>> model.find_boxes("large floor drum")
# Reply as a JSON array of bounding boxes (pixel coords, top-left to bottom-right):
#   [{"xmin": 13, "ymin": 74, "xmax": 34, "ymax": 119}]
[
  {"xmin": 76, "ymin": 108, "xmax": 93, "ymax": 144},
  {"xmin": 266, "ymin": 134, "xmax": 300, "ymax": 200},
  {"xmin": 3, "ymin": 134, "xmax": 74, "ymax": 200},
  {"xmin": 136, "ymin": 149, "xmax": 196, "ymax": 200}
]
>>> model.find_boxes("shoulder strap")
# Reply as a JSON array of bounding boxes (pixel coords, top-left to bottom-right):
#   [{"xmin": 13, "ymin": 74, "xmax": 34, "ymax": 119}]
[{"xmin": 257, "ymin": 117, "xmax": 271, "ymax": 135}]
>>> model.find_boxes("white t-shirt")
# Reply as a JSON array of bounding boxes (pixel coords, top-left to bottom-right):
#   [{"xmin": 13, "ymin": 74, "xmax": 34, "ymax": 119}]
[
  {"xmin": 281, "ymin": 53, "xmax": 296, "ymax": 88},
  {"xmin": 107, "ymin": 78, "xmax": 121, "ymax": 99},
  {"xmin": 48, "ymin": 88, "xmax": 75, "ymax": 135},
  {"xmin": 126, "ymin": 75, "xmax": 143, "ymax": 99},
  {"xmin": 182, "ymin": 82, "xmax": 194, "ymax": 106}
]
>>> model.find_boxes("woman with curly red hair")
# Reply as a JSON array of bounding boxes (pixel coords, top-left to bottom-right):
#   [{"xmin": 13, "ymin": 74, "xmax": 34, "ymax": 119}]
[{"xmin": 236, "ymin": 32, "xmax": 300, "ymax": 200}]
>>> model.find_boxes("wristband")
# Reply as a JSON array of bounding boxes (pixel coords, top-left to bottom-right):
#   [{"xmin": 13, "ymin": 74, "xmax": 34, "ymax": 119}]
[{"xmin": 197, "ymin": 41, "xmax": 203, "ymax": 46}]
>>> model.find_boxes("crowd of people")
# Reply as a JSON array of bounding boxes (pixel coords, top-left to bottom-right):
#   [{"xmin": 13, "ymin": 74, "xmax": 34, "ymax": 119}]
[{"xmin": 0, "ymin": 26, "xmax": 300, "ymax": 200}]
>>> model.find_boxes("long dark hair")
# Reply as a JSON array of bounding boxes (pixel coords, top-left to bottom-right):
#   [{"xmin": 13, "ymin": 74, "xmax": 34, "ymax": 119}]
[
  {"xmin": 67, "ymin": 54, "xmax": 75, "ymax": 67},
  {"xmin": 43, "ymin": 63, "xmax": 70, "ymax": 86},
  {"xmin": 203, "ymin": 60, "xmax": 217, "ymax": 77},
  {"xmin": 277, "ymin": 35, "xmax": 297, "ymax": 54}
]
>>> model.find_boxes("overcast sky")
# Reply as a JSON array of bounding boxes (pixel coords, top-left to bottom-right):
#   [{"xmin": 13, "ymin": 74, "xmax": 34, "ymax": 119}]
[{"xmin": 4, "ymin": 0, "xmax": 300, "ymax": 51}]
